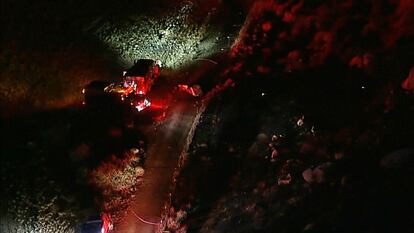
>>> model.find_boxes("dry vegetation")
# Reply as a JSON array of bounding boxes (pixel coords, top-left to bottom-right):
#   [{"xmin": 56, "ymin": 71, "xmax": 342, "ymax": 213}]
[
  {"xmin": 0, "ymin": 45, "xmax": 116, "ymax": 116},
  {"xmin": 94, "ymin": 2, "xmax": 213, "ymax": 68},
  {"xmin": 88, "ymin": 148, "xmax": 146, "ymax": 221}
]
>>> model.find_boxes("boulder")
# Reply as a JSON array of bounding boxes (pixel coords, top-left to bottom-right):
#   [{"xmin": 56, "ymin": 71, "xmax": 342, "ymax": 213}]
[
  {"xmin": 302, "ymin": 162, "xmax": 332, "ymax": 183},
  {"xmin": 380, "ymin": 148, "xmax": 414, "ymax": 170},
  {"xmin": 302, "ymin": 168, "xmax": 314, "ymax": 183},
  {"xmin": 401, "ymin": 67, "xmax": 414, "ymax": 91}
]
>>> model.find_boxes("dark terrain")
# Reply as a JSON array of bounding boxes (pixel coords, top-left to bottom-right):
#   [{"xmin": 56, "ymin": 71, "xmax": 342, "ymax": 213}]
[{"xmin": 1, "ymin": 1, "xmax": 414, "ymax": 233}]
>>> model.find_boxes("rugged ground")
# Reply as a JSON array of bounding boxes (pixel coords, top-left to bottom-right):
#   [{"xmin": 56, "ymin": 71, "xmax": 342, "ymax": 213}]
[
  {"xmin": 161, "ymin": 0, "xmax": 414, "ymax": 233},
  {"xmin": 1, "ymin": 1, "xmax": 240, "ymax": 232},
  {"xmin": 1, "ymin": 1, "xmax": 414, "ymax": 233}
]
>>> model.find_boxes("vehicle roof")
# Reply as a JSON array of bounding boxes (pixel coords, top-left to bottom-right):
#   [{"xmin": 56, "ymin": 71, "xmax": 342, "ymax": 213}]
[{"xmin": 125, "ymin": 59, "xmax": 156, "ymax": 76}]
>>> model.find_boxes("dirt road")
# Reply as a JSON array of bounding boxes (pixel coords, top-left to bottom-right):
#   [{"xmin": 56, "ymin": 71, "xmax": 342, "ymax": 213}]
[{"xmin": 115, "ymin": 96, "xmax": 199, "ymax": 233}]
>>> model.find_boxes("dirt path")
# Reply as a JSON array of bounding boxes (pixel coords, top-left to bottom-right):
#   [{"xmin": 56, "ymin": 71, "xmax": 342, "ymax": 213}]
[{"xmin": 115, "ymin": 98, "xmax": 198, "ymax": 233}]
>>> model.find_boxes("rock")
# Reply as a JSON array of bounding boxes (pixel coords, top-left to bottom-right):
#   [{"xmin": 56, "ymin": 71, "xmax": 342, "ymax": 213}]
[
  {"xmin": 278, "ymin": 173, "xmax": 292, "ymax": 185},
  {"xmin": 302, "ymin": 168, "xmax": 314, "ymax": 183},
  {"xmin": 349, "ymin": 53, "xmax": 373, "ymax": 70},
  {"xmin": 257, "ymin": 65, "xmax": 271, "ymax": 74},
  {"xmin": 262, "ymin": 21, "xmax": 272, "ymax": 32},
  {"xmin": 256, "ymin": 133, "xmax": 269, "ymax": 143},
  {"xmin": 380, "ymin": 148, "xmax": 414, "ymax": 170},
  {"xmin": 130, "ymin": 148, "xmax": 139, "ymax": 154},
  {"xmin": 271, "ymin": 149, "xmax": 279, "ymax": 159},
  {"xmin": 271, "ymin": 135, "xmax": 279, "ymax": 142},
  {"xmin": 312, "ymin": 166, "xmax": 325, "ymax": 183},
  {"xmin": 296, "ymin": 116, "xmax": 305, "ymax": 126},
  {"xmin": 248, "ymin": 133, "xmax": 270, "ymax": 157},
  {"xmin": 302, "ymin": 162, "xmax": 332, "ymax": 184},
  {"xmin": 176, "ymin": 209, "xmax": 187, "ymax": 222},
  {"xmin": 334, "ymin": 152, "xmax": 344, "ymax": 160},
  {"xmin": 401, "ymin": 67, "xmax": 414, "ymax": 91},
  {"xmin": 303, "ymin": 223, "xmax": 314, "ymax": 232}
]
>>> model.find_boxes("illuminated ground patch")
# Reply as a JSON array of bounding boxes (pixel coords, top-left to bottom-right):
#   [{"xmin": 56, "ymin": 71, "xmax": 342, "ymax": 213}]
[{"xmin": 94, "ymin": 3, "xmax": 220, "ymax": 68}]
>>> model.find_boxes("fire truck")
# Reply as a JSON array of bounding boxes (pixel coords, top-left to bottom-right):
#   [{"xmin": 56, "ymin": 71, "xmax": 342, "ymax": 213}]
[{"xmin": 83, "ymin": 59, "xmax": 161, "ymax": 113}]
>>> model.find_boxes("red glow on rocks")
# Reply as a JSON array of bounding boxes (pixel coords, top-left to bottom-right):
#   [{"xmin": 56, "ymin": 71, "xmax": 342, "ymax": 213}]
[
  {"xmin": 257, "ymin": 65, "xmax": 271, "ymax": 74},
  {"xmin": 402, "ymin": 68, "xmax": 414, "ymax": 91},
  {"xmin": 287, "ymin": 50, "xmax": 301, "ymax": 60},
  {"xmin": 384, "ymin": 0, "xmax": 414, "ymax": 48},
  {"xmin": 231, "ymin": 0, "xmax": 414, "ymax": 74},
  {"xmin": 349, "ymin": 56, "xmax": 364, "ymax": 68},
  {"xmin": 283, "ymin": 11, "xmax": 295, "ymax": 23},
  {"xmin": 203, "ymin": 79, "xmax": 235, "ymax": 103},
  {"xmin": 262, "ymin": 22, "xmax": 272, "ymax": 32},
  {"xmin": 109, "ymin": 128, "xmax": 123, "ymax": 137}
]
